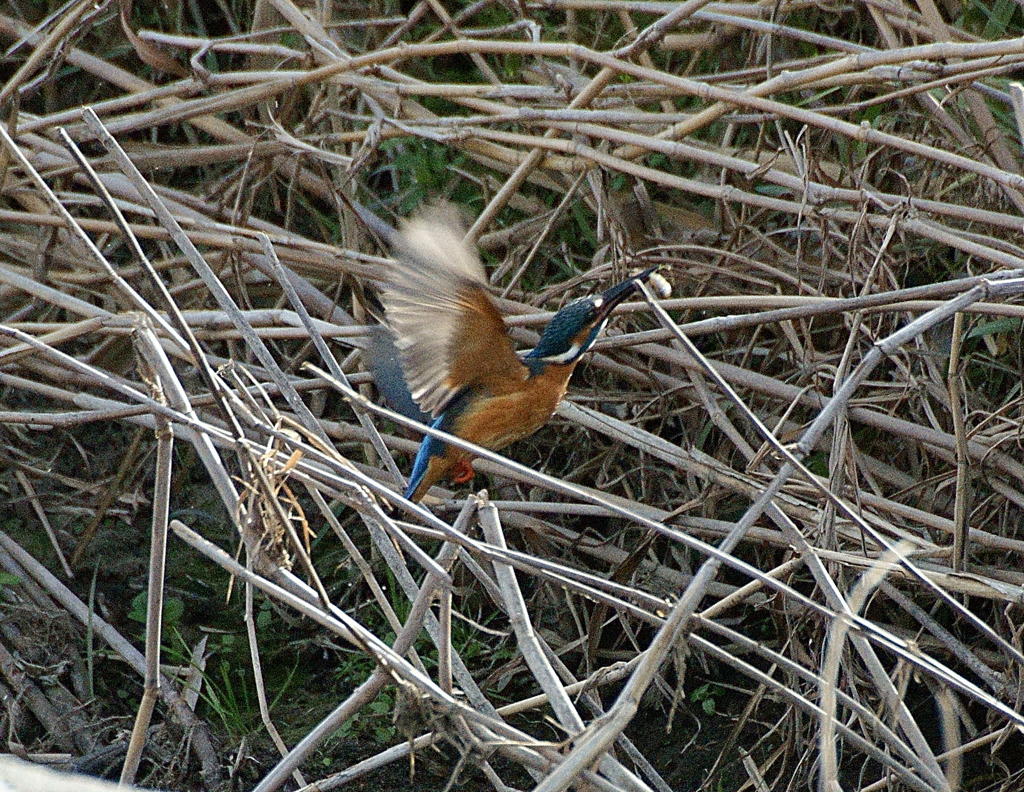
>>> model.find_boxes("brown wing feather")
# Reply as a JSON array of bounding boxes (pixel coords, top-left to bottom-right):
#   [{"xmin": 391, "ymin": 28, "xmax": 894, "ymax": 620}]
[{"xmin": 382, "ymin": 205, "xmax": 527, "ymax": 417}]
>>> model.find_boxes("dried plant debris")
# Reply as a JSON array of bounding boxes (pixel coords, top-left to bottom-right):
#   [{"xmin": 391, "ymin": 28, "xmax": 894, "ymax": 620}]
[{"xmin": 2, "ymin": 2, "xmax": 1024, "ymax": 791}]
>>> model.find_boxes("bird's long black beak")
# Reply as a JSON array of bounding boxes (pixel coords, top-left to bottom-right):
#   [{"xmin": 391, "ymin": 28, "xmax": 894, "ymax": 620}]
[{"xmin": 593, "ymin": 266, "xmax": 660, "ymax": 322}]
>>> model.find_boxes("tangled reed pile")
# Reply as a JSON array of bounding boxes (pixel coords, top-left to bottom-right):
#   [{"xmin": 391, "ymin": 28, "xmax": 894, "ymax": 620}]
[{"xmin": 2, "ymin": 1, "xmax": 1024, "ymax": 790}]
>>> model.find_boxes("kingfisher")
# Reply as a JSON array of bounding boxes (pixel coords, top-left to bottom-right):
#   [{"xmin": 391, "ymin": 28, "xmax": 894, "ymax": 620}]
[{"xmin": 378, "ymin": 205, "xmax": 670, "ymax": 503}]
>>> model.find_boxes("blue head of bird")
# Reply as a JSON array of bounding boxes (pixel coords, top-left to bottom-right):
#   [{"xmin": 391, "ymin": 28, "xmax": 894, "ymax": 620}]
[{"xmin": 525, "ymin": 267, "xmax": 658, "ymax": 367}]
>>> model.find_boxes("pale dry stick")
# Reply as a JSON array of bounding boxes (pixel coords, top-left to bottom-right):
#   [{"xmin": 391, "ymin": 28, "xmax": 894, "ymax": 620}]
[
  {"xmin": 816, "ymin": 59, "xmax": 1023, "ymax": 118},
  {"xmin": 0, "ymin": 355, "xmax": 244, "ymax": 481},
  {"xmin": 0, "ymin": 531, "xmax": 222, "ymax": 784},
  {"xmin": 477, "ymin": 499, "xmax": 649, "ymax": 792},
  {"xmin": 119, "ymin": 328, "xmax": 172, "ymax": 786},
  {"xmin": 0, "ymin": 398, "xmax": 150, "ymax": 428},
  {"xmin": 865, "ymin": 0, "xmax": 986, "ymax": 125},
  {"xmin": 437, "ymin": 577, "xmax": 453, "ymax": 695},
  {"xmin": 0, "ymin": 205, "xmax": 381, "ymax": 280},
  {"xmin": 947, "ymin": 311, "xmax": 970, "ymax": 573},
  {"xmin": 936, "ymin": 683, "xmax": 968, "ymax": 792},
  {"xmin": 179, "ymin": 635, "xmax": 207, "ymax": 712},
  {"xmin": 699, "ymin": 557, "xmax": 806, "ymax": 621},
  {"xmin": 11, "ymin": 130, "xmax": 391, "ymax": 272},
  {"xmin": 879, "ymin": 581, "xmax": 1003, "ymax": 695},
  {"xmin": 0, "ymin": 242, "xmax": 109, "ymax": 320},
  {"xmin": 22, "ymin": 309, "xmax": 368, "ymax": 341},
  {"xmin": 528, "ymin": 487, "xmax": 830, "ymax": 792},
  {"xmin": 292, "ymin": 733, "xmax": 442, "ymax": 792},
  {"xmin": 138, "ymin": 29, "xmax": 307, "ymax": 59},
  {"xmin": 693, "ymin": 7, "xmax": 873, "ymax": 57},
  {"xmin": 0, "ymin": 547, "xmax": 58, "ymax": 616},
  {"xmin": 808, "ymin": 548, "xmax": 1023, "ymax": 602},
  {"xmin": 856, "ymin": 490, "xmax": 1024, "ymax": 557},
  {"xmin": 609, "ymin": 278, "xmax": 1024, "ymax": 339},
  {"xmin": 532, "ymin": 622, "xmax": 676, "ymax": 792},
  {"xmin": 11, "ymin": 470, "xmax": 72, "ymax": 578},
  {"xmin": 12, "ymin": 85, "xmax": 253, "ymax": 133},
  {"xmin": 819, "ymin": 543, "xmax": 918, "ymax": 792},
  {"xmin": 243, "ymin": 574, "xmax": 306, "ymax": 789},
  {"xmin": 465, "ymin": 0, "xmax": 717, "ymax": 241},
  {"xmin": 1009, "ymin": 83, "xmax": 1024, "ymax": 146}
]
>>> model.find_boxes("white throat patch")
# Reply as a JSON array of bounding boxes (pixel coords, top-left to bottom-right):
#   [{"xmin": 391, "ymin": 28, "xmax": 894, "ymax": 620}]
[{"xmin": 539, "ymin": 342, "xmax": 582, "ymax": 364}]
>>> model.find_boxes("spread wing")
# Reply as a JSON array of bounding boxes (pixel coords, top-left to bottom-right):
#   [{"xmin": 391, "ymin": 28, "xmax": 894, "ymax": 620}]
[{"xmin": 382, "ymin": 205, "xmax": 527, "ymax": 417}]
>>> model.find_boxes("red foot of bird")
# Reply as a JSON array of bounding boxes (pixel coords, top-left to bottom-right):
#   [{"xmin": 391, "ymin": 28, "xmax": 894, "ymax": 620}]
[{"xmin": 451, "ymin": 458, "xmax": 474, "ymax": 484}]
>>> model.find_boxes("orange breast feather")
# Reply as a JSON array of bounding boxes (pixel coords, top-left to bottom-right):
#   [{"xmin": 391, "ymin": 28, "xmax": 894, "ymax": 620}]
[{"xmin": 454, "ymin": 363, "xmax": 574, "ymax": 452}]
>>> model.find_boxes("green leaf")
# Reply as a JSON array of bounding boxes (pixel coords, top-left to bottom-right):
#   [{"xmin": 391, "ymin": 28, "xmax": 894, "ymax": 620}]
[
  {"xmin": 127, "ymin": 592, "xmax": 184, "ymax": 627},
  {"xmin": 966, "ymin": 318, "xmax": 1021, "ymax": 339},
  {"xmin": 128, "ymin": 591, "xmax": 147, "ymax": 623}
]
